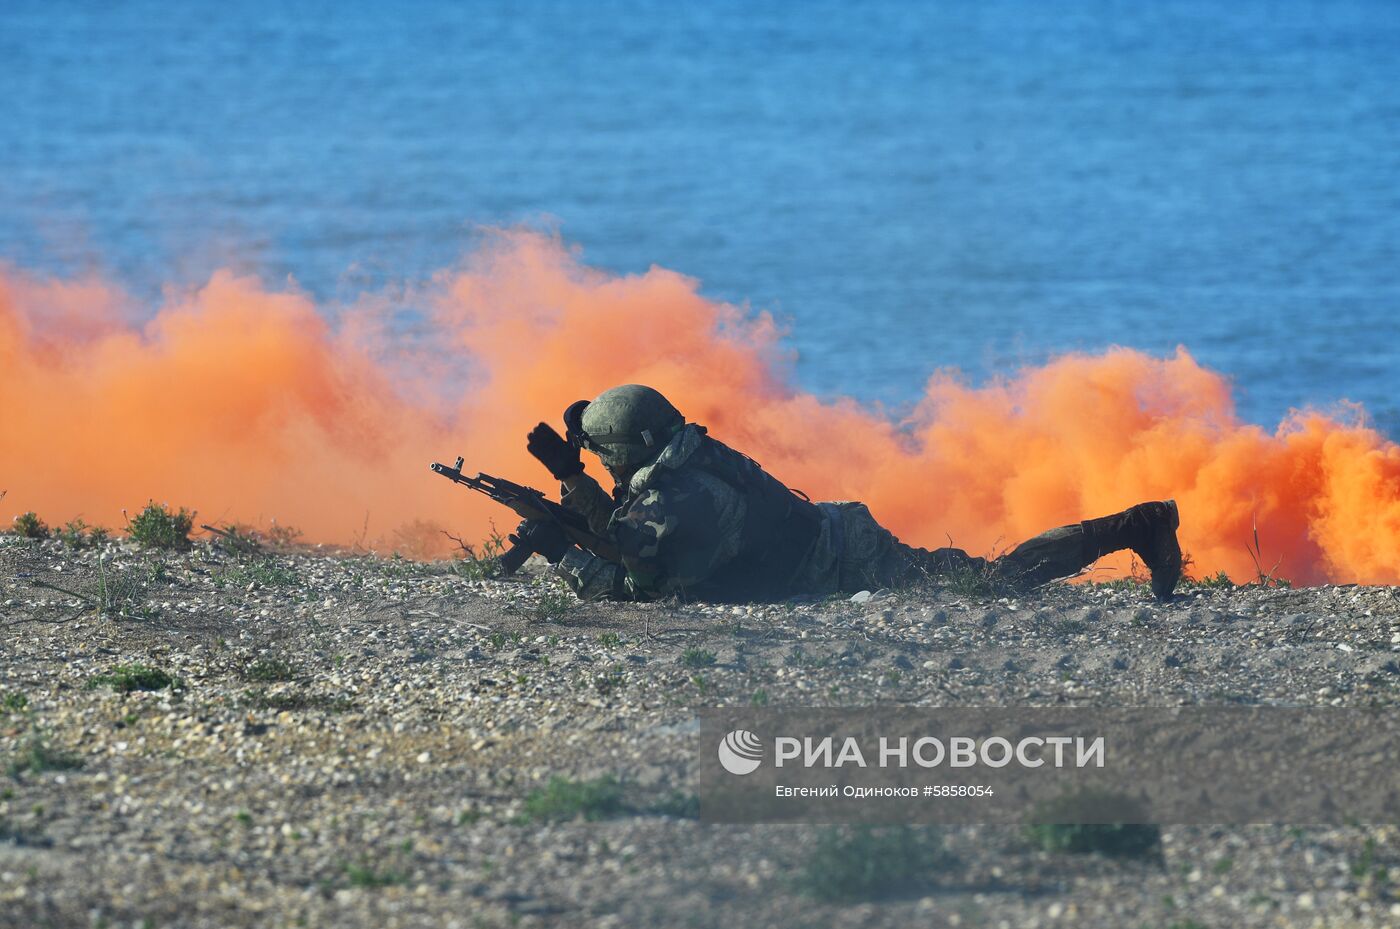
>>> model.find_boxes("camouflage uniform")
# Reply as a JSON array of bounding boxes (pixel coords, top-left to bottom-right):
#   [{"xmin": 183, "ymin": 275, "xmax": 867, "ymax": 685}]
[{"xmin": 554, "ymin": 424, "xmax": 1094, "ymax": 602}]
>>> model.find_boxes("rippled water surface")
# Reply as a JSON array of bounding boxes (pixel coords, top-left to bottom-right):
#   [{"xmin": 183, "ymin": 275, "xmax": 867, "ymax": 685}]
[{"xmin": 3, "ymin": 0, "xmax": 1398, "ymax": 432}]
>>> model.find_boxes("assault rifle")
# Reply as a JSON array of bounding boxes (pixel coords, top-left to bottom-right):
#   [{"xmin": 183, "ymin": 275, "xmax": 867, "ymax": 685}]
[{"xmin": 429, "ymin": 457, "xmax": 620, "ymax": 575}]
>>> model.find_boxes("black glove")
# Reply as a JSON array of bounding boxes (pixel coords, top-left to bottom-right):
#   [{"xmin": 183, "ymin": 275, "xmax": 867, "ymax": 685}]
[
  {"xmin": 514, "ymin": 518, "xmax": 571, "ymax": 564},
  {"xmin": 527, "ymin": 422, "xmax": 584, "ymax": 481}
]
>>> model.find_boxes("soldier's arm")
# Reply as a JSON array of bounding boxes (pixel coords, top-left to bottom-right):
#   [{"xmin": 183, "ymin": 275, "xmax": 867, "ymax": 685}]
[
  {"xmin": 552, "ymin": 543, "xmax": 665, "ymax": 602},
  {"xmin": 555, "ymin": 547, "xmax": 630, "ymax": 600},
  {"xmin": 554, "ymin": 474, "xmax": 741, "ymax": 601},
  {"xmin": 559, "ymin": 472, "xmax": 616, "ymax": 537},
  {"xmin": 610, "ymin": 476, "xmax": 743, "ymax": 599},
  {"xmin": 551, "ymin": 530, "xmax": 668, "ymax": 602}
]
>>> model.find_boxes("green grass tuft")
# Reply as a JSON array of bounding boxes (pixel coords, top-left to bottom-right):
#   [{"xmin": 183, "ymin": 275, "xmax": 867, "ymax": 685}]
[
  {"xmin": 88, "ymin": 663, "xmax": 180, "ymax": 693},
  {"xmin": 591, "ymin": 666, "xmax": 626, "ymax": 697},
  {"xmin": 1351, "ymin": 836, "xmax": 1391, "ymax": 888},
  {"xmin": 521, "ymin": 775, "xmax": 625, "ymax": 822},
  {"xmin": 58, "ymin": 518, "xmax": 110, "ymax": 549},
  {"xmin": 6, "ymin": 728, "xmax": 83, "ymax": 777},
  {"xmin": 221, "ymin": 558, "xmax": 298, "ymax": 588},
  {"xmin": 796, "ymin": 826, "xmax": 951, "ymax": 902},
  {"xmin": 449, "ymin": 525, "xmax": 507, "ymax": 581},
  {"xmin": 679, "ymin": 647, "xmax": 717, "ymax": 669},
  {"xmin": 264, "ymin": 522, "xmax": 302, "ymax": 548},
  {"xmin": 940, "ymin": 561, "xmax": 1007, "ymax": 598},
  {"xmin": 343, "ymin": 861, "xmax": 406, "ymax": 888},
  {"xmin": 243, "ymin": 689, "xmax": 354, "ymax": 714},
  {"xmin": 926, "ymin": 546, "xmax": 1016, "ymax": 599},
  {"xmin": 126, "ymin": 501, "xmax": 195, "ymax": 550},
  {"xmin": 1090, "ymin": 576, "xmax": 1150, "ymax": 592},
  {"xmin": 207, "ymin": 523, "xmax": 264, "ymax": 555},
  {"xmin": 533, "ymin": 580, "xmax": 574, "ymax": 621},
  {"xmin": 241, "ymin": 656, "xmax": 302, "ymax": 683},
  {"xmin": 487, "ymin": 630, "xmax": 521, "ymax": 650},
  {"xmin": 1024, "ymin": 789, "xmax": 1161, "ymax": 858},
  {"xmin": 649, "ymin": 791, "xmax": 700, "ymax": 819},
  {"xmin": 91, "ymin": 559, "xmax": 156, "ymax": 620},
  {"xmin": 1192, "ymin": 569, "xmax": 1234, "ymax": 589},
  {"xmin": 11, "ymin": 512, "xmax": 48, "ymax": 539}
]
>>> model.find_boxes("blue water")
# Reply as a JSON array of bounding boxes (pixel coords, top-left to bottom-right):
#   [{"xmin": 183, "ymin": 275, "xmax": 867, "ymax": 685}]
[{"xmin": 3, "ymin": 1, "xmax": 1399, "ymax": 434}]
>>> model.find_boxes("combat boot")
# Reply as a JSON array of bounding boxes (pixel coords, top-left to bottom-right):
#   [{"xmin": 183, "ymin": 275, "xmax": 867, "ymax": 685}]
[{"xmin": 1080, "ymin": 500, "xmax": 1182, "ymax": 601}]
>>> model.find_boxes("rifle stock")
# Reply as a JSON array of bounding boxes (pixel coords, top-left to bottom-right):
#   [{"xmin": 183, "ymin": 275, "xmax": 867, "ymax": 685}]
[{"xmin": 429, "ymin": 457, "xmax": 621, "ymax": 573}]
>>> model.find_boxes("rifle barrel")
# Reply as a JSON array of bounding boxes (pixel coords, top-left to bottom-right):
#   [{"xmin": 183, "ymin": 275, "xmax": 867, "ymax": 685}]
[{"xmin": 430, "ymin": 459, "xmax": 621, "ymax": 564}]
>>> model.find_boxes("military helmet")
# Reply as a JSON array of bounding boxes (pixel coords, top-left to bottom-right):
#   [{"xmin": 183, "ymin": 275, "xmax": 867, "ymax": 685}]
[{"xmin": 575, "ymin": 384, "xmax": 685, "ymax": 471}]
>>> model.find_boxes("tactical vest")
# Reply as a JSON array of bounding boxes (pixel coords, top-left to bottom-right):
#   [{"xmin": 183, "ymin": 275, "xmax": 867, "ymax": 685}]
[{"xmin": 680, "ymin": 432, "xmax": 825, "ymax": 601}]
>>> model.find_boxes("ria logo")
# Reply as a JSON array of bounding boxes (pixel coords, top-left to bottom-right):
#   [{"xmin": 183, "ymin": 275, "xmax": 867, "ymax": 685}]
[{"xmin": 717, "ymin": 729, "xmax": 763, "ymax": 775}]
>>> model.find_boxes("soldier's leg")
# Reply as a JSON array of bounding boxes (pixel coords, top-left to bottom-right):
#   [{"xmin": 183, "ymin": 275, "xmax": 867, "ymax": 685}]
[
  {"xmin": 995, "ymin": 524, "xmax": 1094, "ymax": 589},
  {"xmin": 830, "ymin": 502, "xmax": 987, "ymax": 592},
  {"xmin": 826, "ymin": 499, "xmax": 1181, "ymax": 600},
  {"xmin": 1080, "ymin": 499, "xmax": 1182, "ymax": 600},
  {"xmin": 995, "ymin": 500, "xmax": 1182, "ymax": 600}
]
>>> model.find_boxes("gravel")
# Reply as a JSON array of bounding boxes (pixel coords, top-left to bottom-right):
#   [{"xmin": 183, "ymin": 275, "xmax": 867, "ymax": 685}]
[{"xmin": 3, "ymin": 534, "xmax": 1400, "ymax": 927}]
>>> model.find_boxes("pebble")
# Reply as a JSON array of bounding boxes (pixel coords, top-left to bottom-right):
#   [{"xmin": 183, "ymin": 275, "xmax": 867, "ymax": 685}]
[{"xmin": 1, "ymin": 533, "xmax": 1394, "ymax": 928}]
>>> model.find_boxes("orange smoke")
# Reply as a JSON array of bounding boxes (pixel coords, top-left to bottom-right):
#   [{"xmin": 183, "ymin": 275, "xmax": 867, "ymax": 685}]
[{"xmin": 3, "ymin": 230, "xmax": 1398, "ymax": 584}]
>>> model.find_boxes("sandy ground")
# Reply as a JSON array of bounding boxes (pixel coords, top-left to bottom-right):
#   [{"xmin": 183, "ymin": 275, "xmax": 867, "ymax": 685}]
[{"xmin": 3, "ymin": 533, "xmax": 1400, "ymax": 928}]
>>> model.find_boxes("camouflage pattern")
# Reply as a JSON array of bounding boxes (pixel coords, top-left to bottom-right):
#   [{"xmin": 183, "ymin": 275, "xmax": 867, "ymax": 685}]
[
  {"xmin": 790, "ymin": 502, "xmax": 1010, "ymax": 594},
  {"xmin": 797, "ymin": 504, "xmax": 1092, "ymax": 593},
  {"xmin": 554, "ymin": 425, "xmax": 1095, "ymax": 601},
  {"xmin": 556, "ymin": 425, "xmax": 746, "ymax": 600}
]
